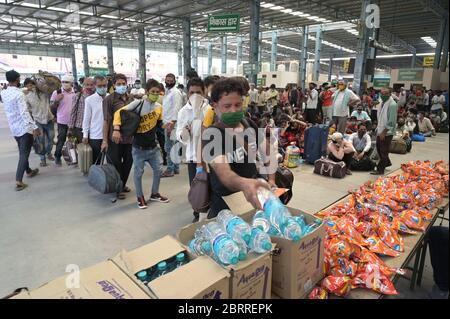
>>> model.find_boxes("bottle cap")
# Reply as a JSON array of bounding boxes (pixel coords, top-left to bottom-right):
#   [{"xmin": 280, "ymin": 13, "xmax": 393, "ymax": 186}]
[
  {"xmin": 243, "ymin": 233, "xmax": 251, "ymax": 244},
  {"xmin": 201, "ymin": 241, "xmax": 212, "ymax": 253},
  {"xmin": 137, "ymin": 271, "xmax": 147, "ymax": 278},
  {"xmin": 292, "ymin": 235, "xmax": 301, "ymax": 242},
  {"xmin": 230, "ymin": 257, "xmax": 239, "ymax": 265},
  {"xmin": 263, "ymin": 241, "xmax": 272, "ymax": 251},
  {"xmin": 238, "ymin": 252, "xmax": 247, "ymax": 261},
  {"xmin": 157, "ymin": 261, "xmax": 167, "ymax": 270},
  {"xmin": 176, "ymin": 253, "xmax": 185, "ymax": 262}
]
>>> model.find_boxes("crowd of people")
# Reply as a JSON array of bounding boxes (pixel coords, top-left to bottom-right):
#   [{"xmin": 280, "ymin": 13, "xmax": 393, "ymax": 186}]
[{"xmin": 1, "ymin": 69, "xmax": 449, "ymax": 212}]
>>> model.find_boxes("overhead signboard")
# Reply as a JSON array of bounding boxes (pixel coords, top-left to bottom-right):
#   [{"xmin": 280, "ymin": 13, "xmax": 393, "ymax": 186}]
[
  {"xmin": 207, "ymin": 14, "xmax": 240, "ymax": 32},
  {"xmin": 423, "ymin": 56, "xmax": 434, "ymax": 67},
  {"xmin": 398, "ymin": 69, "xmax": 424, "ymax": 81},
  {"xmin": 243, "ymin": 63, "xmax": 258, "ymax": 75},
  {"xmin": 373, "ymin": 78, "xmax": 391, "ymax": 88},
  {"xmin": 257, "ymin": 78, "xmax": 266, "ymax": 86},
  {"xmin": 343, "ymin": 59, "xmax": 350, "ymax": 73},
  {"xmin": 89, "ymin": 67, "xmax": 109, "ymax": 76}
]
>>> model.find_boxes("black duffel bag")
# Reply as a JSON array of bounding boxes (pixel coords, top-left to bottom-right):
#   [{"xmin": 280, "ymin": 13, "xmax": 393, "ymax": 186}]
[
  {"xmin": 120, "ymin": 101, "xmax": 144, "ymax": 138},
  {"xmin": 88, "ymin": 152, "xmax": 122, "ymax": 194}
]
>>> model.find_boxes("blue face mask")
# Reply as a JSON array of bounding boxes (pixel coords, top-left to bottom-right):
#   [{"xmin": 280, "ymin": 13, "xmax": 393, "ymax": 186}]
[
  {"xmin": 96, "ymin": 87, "xmax": 107, "ymax": 96},
  {"xmin": 115, "ymin": 85, "xmax": 127, "ymax": 95}
]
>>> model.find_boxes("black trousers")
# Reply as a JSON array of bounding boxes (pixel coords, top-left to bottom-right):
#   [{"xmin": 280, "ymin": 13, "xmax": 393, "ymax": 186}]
[
  {"xmin": 376, "ymin": 135, "xmax": 393, "ymax": 173},
  {"xmin": 107, "ymin": 141, "xmax": 133, "ymax": 192},
  {"xmin": 55, "ymin": 123, "xmax": 68, "ymax": 159},
  {"xmin": 187, "ymin": 162, "xmax": 199, "ymax": 219},
  {"xmin": 89, "ymin": 139, "xmax": 103, "ymax": 165},
  {"xmin": 429, "ymin": 226, "xmax": 449, "ymax": 291},
  {"xmin": 14, "ymin": 133, "xmax": 33, "ymax": 182},
  {"xmin": 305, "ymin": 108, "xmax": 317, "ymax": 124},
  {"xmin": 329, "ymin": 151, "xmax": 354, "ymax": 169},
  {"xmin": 156, "ymin": 126, "xmax": 167, "ymax": 164}
]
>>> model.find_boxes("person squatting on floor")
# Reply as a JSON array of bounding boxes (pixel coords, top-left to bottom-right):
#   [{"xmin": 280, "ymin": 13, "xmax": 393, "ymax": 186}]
[
  {"xmin": 0, "ymin": 70, "xmax": 41, "ymax": 191},
  {"xmin": 327, "ymin": 132, "xmax": 355, "ymax": 175}
]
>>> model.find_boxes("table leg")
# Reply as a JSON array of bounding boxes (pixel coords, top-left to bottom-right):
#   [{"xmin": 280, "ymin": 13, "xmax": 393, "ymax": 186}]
[
  {"xmin": 417, "ymin": 239, "xmax": 428, "ymax": 287},
  {"xmin": 410, "ymin": 243, "xmax": 422, "ymax": 290}
]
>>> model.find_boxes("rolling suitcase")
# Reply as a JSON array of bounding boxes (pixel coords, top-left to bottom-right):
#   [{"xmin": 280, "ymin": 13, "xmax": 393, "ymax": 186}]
[
  {"xmin": 304, "ymin": 124, "xmax": 329, "ymax": 164},
  {"xmin": 78, "ymin": 143, "xmax": 93, "ymax": 175}
]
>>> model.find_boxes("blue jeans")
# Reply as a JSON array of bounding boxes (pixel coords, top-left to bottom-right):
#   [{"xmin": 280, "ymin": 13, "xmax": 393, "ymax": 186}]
[
  {"xmin": 164, "ymin": 128, "xmax": 179, "ymax": 173},
  {"xmin": 132, "ymin": 146, "xmax": 162, "ymax": 198},
  {"xmin": 36, "ymin": 121, "xmax": 55, "ymax": 161}
]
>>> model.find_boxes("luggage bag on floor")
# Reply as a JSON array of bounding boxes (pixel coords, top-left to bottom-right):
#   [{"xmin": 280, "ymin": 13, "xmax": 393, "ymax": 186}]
[
  {"xmin": 411, "ymin": 133, "xmax": 426, "ymax": 142},
  {"xmin": 313, "ymin": 158, "xmax": 347, "ymax": 179},
  {"xmin": 62, "ymin": 138, "xmax": 77, "ymax": 165},
  {"xmin": 304, "ymin": 124, "xmax": 329, "ymax": 164},
  {"xmin": 390, "ymin": 137, "xmax": 408, "ymax": 154},
  {"xmin": 88, "ymin": 153, "xmax": 122, "ymax": 194},
  {"xmin": 78, "ymin": 143, "xmax": 93, "ymax": 175}
]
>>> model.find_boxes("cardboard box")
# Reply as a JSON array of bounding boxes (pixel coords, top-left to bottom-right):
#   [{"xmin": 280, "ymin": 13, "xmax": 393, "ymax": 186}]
[
  {"xmin": 26, "ymin": 261, "xmax": 151, "ymax": 299},
  {"xmin": 222, "ymin": 192, "xmax": 326, "ymax": 299},
  {"xmin": 178, "ymin": 210, "xmax": 273, "ymax": 299},
  {"xmin": 111, "ymin": 235, "xmax": 230, "ymax": 299}
]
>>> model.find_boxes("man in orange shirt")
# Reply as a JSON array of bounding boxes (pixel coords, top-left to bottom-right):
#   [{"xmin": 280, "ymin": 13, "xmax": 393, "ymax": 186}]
[{"xmin": 320, "ymin": 83, "xmax": 334, "ymax": 123}]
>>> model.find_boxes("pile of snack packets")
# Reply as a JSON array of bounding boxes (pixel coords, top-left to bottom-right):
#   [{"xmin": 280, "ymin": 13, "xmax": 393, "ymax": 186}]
[{"xmin": 309, "ymin": 160, "xmax": 449, "ymax": 299}]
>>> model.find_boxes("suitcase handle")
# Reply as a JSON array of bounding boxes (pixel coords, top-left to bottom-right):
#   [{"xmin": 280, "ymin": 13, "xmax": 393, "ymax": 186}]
[{"xmin": 94, "ymin": 151, "xmax": 112, "ymax": 166}]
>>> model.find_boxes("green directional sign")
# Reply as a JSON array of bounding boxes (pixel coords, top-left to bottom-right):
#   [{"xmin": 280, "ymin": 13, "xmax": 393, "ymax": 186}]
[
  {"xmin": 257, "ymin": 78, "xmax": 266, "ymax": 86},
  {"xmin": 243, "ymin": 63, "xmax": 258, "ymax": 75},
  {"xmin": 373, "ymin": 78, "xmax": 391, "ymax": 88},
  {"xmin": 207, "ymin": 14, "xmax": 240, "ymax": 32},
  {"xmin": 89, "ymin": 67, "xmax": 109, "ymax": 76},
  {"xmin": 398, "ymin": 69, "xmax": 424, "ymax": 81}
]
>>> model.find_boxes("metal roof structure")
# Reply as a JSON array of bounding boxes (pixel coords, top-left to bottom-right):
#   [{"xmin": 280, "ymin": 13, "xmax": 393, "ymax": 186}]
[{"xmin": 0, "ymin": 0, "xmax": 448, "ymax": 71}]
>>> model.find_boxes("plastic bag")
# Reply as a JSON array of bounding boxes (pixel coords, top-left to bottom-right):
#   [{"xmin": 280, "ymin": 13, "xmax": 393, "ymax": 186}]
[
  {"xmin": 365, "ymin": 236, "xmax": 401, "ymax": 257},
  {"xmin": 308, "ymin": 287, "xmax": 328, "ymax": 299},
  {"xmin": 321, "ymin": 276, "xmax": 352, "ymax": 297},
  {"xmin": 377, "ymin": 223, "xmax": 404, "ymax": 252},
  {"xmin": 397, "ymin": 210, "xmax": 426, "ymax": 231},
  {"xmin": 351, "ymin": 263, "xmax": 398, "ymax": 295}
]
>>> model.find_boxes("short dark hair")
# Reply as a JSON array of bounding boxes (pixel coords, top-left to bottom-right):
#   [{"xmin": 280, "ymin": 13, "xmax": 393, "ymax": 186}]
[
  {"xmin": 79, "ymin": 77, "xmax": 85, "ymax": 85},
  {"xmin": 204, "ymin": 75, "xmax": 220, "ymax": 88},
  {"xmin": 146, "ymin": 79, "xmax": 160, "ymax": 91},
  {"xmin": 210, "ymin": 78, "xmax": 245, "ymax": 103},
  {"xmin": 350, "ymin": 116, "xmax": 357, "ymax": 120},
  {"xmin": 418, "ymin": 111, "xmax": 425, "ymax": 116},
  {"xmin": 186, "ymin": 68, "xmax": 199, "ymax": 79},
  {"xmin": 177, "ymin": 84, "xmax": 184, "ymax": 89},
  {"xmin": 231, "ymin": 77, "xmax": 250, "ymax": 94},
  {"xmin": 187, "ymin": 77, "xmax": 205, "ymax": 92},
  {"xmin": 23, "ymin": 78, "xmax": 35, "ymax": 86},
  {"xmin": 357, "ymin": 122, "xmax": 367, "ymax": 129},
  {"xmin": 165, "ymin": 73, "xmax": 176, "ymax": 79},
  {"xmin": 270, "ymin": 84, "xmax": 276, "ymax": 89},
  {"xmin": 114, "ymin": 73, "xmax": 127, "ymax": 84},
  {"xmin": 94, "ymin": 75, "xmax": 106, "ymax": 82},
  {"xmin": 135, "ymin": 79, "xmax": 141, "ymax": 83},
  {"xmin": 6, "ymin": 70, "xmax": 20, "ymax": 83}
]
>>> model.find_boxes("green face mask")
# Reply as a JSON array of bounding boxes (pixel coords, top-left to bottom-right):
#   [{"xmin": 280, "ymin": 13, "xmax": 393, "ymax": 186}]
[
  {"xmin": 221, "ymin": 111, "xmax": 244, "ymax": 127},
  {"xmin": 148, "ymin": 93, "xmax": 159, "ymax": 103},
  {"xmin": 381, "ymin": 95, "xmax": 389, "ymax": 103}
]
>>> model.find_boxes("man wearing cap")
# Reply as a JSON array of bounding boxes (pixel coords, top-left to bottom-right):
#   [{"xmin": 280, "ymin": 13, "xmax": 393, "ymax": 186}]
[
  {"xmin": 331, "ymin": 80, "xmax": 360, "ymax": 134},
  {"xmin": 50, "ymin": 75, "xmax": 76, "ymax": 166},
  {"xmin": 0, "ymin": 70, "xmax": 41, "ymax": 191}
]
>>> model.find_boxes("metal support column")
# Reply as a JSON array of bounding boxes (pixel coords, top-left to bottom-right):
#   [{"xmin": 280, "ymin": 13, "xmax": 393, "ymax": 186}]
[
  {"xmin": 221, "ymin": 36, "xmax": 227, "ymax": 74},
  {"xmin": 182, "ymin": 18, "xmax": 191, "ymax": 83},
  {"xmin": 237, "ymin": 36, "xmax": 243, "ymax": 71},
  {"xmin": 177, "ymin": 43, "xmax": 183, "ymax": 78},
  {"xmin": 411, "ymin": 50, "xmax": 417, "ymax": 68},
  {"xmin": 192, "ymin": 40, "xmax": 198, "ymax": 72},
  {"xmin": 313, "ymin": 26, "xmax": 322, "ymax": 81},
  {"xmin": 207, "ymin": 42, "xmax": 213, "ymax": 75},
  {"xmin": 368, "ymin": 27, "xmax": 379, "ymax": 82},
  {"xmin": 434, "ymin": 18, "xmax": 447, "ymax": 69},
  {"xmin": 106, "ymin": 37, "xmax": 114, "ymax": 75},
  {"xmin": 299, "ymin": 25, "xmax": 309, "ymax": 90},
  {"xmin": 82, "ymin": 43, "xmax": 89, "ymax": 77},
  {"xmin": 270, "ymin": 30, "xmax": 278, "ymax": 72},
  {"xmin": 440, "ymin": 21, "xmax": 449, "ymax": 72},
  {"xmin": 249, "ymin": 0, "xmax": 260, "ymax": 84},
  {"xmin": 138, "ymin": 27, "xmax": 146, "ymax": 84},
  {"xmin": 328, "ymin": 57, "xmax": 333, "ymax": 82},
  {"xmin": 70, "ymin": 44, "xmax": 78, "ymax": 83},
  {"xmin": 353, "ymin": 0, "xmax": 371, "ymax": 96}
]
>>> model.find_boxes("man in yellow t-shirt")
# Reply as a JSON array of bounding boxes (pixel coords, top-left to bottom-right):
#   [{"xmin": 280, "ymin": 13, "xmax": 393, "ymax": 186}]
[{"xmin": 112, "ymin": 79, "xmax": 170, "ymax": 209}]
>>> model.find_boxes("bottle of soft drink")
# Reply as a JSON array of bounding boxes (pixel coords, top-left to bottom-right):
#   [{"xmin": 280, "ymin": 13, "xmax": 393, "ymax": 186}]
[
  {"xmin": 280, "ymin": 217, "xmax": 302, "ymax": 241},
  {"xmin": 188, "ymin": 237, "xmax": 212, "ymax": 256},
  {"xmin": 249, "ymin": 228, "xmax": 272, "ymax": 253},
  {"xmin": 252, "ymin": 210, "xmax": 271, "ymax": 232},
  {"xmin": 257, "ymin": 187, "xmax": 291, "ymax": 233},
  {"xmin": 136, "ymin": 270, "xmax": 150, "ymax": 284},
  {"xmin": 153, "ymin": 261, "xmax": 169, "ymax": 279},
  {"xmin": 217, "ymin": 209, "xmax": 252, "ymax": 244},
  {"xmin": 203, "ymin": 222, "xmax": 239, "ymax": 265},
  {"xmin": 303, "ymin": 219, "xmax": 323, "ymax": 235}
]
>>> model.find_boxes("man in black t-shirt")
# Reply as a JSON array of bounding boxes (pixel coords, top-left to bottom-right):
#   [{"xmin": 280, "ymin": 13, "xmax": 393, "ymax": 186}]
[{"xmin": 202, "ymin": 78, "xmax": 277, "ymax": 219}]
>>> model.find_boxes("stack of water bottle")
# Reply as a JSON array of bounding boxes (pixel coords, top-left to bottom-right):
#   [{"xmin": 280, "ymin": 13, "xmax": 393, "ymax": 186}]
[
  {"xmin": 135, "ymin": 252, "xmax": 189, "ymax": 285},
  {"xmin": 187, "ymin": 209, "xmax": 273, "ymax": 266},
  {"xmin": 254, "ymin": 187, "xmax": 323, "ymax": 242}
]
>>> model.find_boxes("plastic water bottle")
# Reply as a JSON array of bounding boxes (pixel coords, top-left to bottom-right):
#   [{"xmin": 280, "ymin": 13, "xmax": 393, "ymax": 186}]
[
  {"xmin": 188, "ymin": 237, "xmax": 212, "ymax": 256},
  {"xmin": 234, "ymin": 237, "xmax": 248, "ymax": 261},
  {"xmin": 268, "ymin": 225, "xmax": 282, "ymax": 237},
  {"xmin": 252, "ymin": 210, "xmax": 271, "ymax": 232},
  {"xmin": 175, "ymin": 252, "xmax": 187, "ymax": 268},
  {"xmin": 257, "ymin": 187, "xmax": 291, "ymax": 233},
  {"xmin": 153, "ymin": 261, "xmax": 169, "ymax": 279},
  {"xmin": 136, "ymin": 270, "xmax": 150, "ymax": 284},
  {"xmin": 217, "ymin": 209, "xmax": 252, "ymax": 244},
  {"xmin": 249, "ymin": 228, "xmax": 272, "ymax": 253},
  {"xmin": 280, "ymin": 217, "xmax": 302, "ymax": 241},
  {"xmin": 293, "ymin": 215, "xmax": 307, "ymax": 233},
  {"xmin": 203, "ymin": 222, "xmax": 239, "ymax": 265},
  {"xmin": 303, "ymin": 219, "xmax": 323, "ymax": 235},
  {"xmin": 194, "ymin": 224, "xmax": 207, "ymax": 239}
]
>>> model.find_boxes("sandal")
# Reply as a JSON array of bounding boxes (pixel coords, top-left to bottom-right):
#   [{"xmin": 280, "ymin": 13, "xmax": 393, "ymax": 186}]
[
  {"xmin": 27, "ymin": 168, "xmax": 39, "ymax": 178},
  {"xmin": 123, "ymin": 186, "xmax": 131, "ymax": 193},
  {"xmin": 117, "ymin": 193, "xmax": 126, "ymax": 200},
  {"xmin": 15, "ymin": 183, "xmax": 28, "ymax": 191}
]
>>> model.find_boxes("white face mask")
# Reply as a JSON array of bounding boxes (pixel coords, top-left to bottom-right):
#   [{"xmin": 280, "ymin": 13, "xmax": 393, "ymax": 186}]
[{"xmin": 189, "ymin": 93, "xmax": 204, "ymax": 117}]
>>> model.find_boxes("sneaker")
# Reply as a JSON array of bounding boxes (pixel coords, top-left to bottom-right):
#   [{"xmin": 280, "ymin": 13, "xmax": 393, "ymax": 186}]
[
  {"xmin": 137, "ymin": 197, "xmax": 148, "ymax": 209},
  {"xmin": 149, "ymin": 193, "xmax": 170, "ymax": 203},
  {"xmin": 192, "ymin": 216, "xmax": 200, "ymax": 223},
  {"xmin": 47, "ymin": 154, "xmax": 55, "ymax": 161},
  {"xmin": 40, "ymin": 160, "xmax": 48, "ymax": 167},
  {"xmin": 27, "ymin": 168, "xmax": 39, "ymax": 178},
  {"xmin": 55, "ymin": 158, "xmax": 62, "ymax": 166}
]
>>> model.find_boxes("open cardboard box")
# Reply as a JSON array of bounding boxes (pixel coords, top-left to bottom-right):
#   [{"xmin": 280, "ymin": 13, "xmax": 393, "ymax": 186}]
[
  {"xmin": 13, "ymin": 260, "xmax": 151, "ymax": 299},
  {"xmin": 111, "ymin": 235, "xmax": 230, "ymax": 299},
  {"xmin": 178, "ymin": 196, "xmax": 274, "ymax": 299},
  {"xmin": 223, "ymin": 192, "xmax": 326, "ymax": 299}
]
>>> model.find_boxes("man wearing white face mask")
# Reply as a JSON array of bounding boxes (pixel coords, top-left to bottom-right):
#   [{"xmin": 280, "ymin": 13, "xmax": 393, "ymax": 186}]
[
  {"xmin": 176, "ymin": 77, "xmax": 209, "ymax": 222},
  {"xmin": 50, "ymin": 74, "xmax": 76, "ymax": 166}
]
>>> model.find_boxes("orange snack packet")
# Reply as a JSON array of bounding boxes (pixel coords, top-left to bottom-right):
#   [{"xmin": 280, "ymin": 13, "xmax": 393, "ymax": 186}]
[
  {"xmin": 365, "ymin": 236, "xmax": 401, "ymax": 257},
  {"xmin": 308, "ymin": 287, "xmax": 328, "ymax": 299},
  {"xmin": 321, "ymin": 276, "xmax": 352, "ymax": 297}
]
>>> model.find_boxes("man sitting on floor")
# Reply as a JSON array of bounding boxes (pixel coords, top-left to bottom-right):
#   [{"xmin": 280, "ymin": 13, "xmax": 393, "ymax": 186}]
[
  {"xmin": 327, "ymin": 132, "xmax": 355, "ymax": 175},
  {"xmin": 348, "ymin": 123, "xmax": 375, "ymax": 171},
  {"xmin": 417, "ymin": 111, "xmax": 436, "ymax": 137}
]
